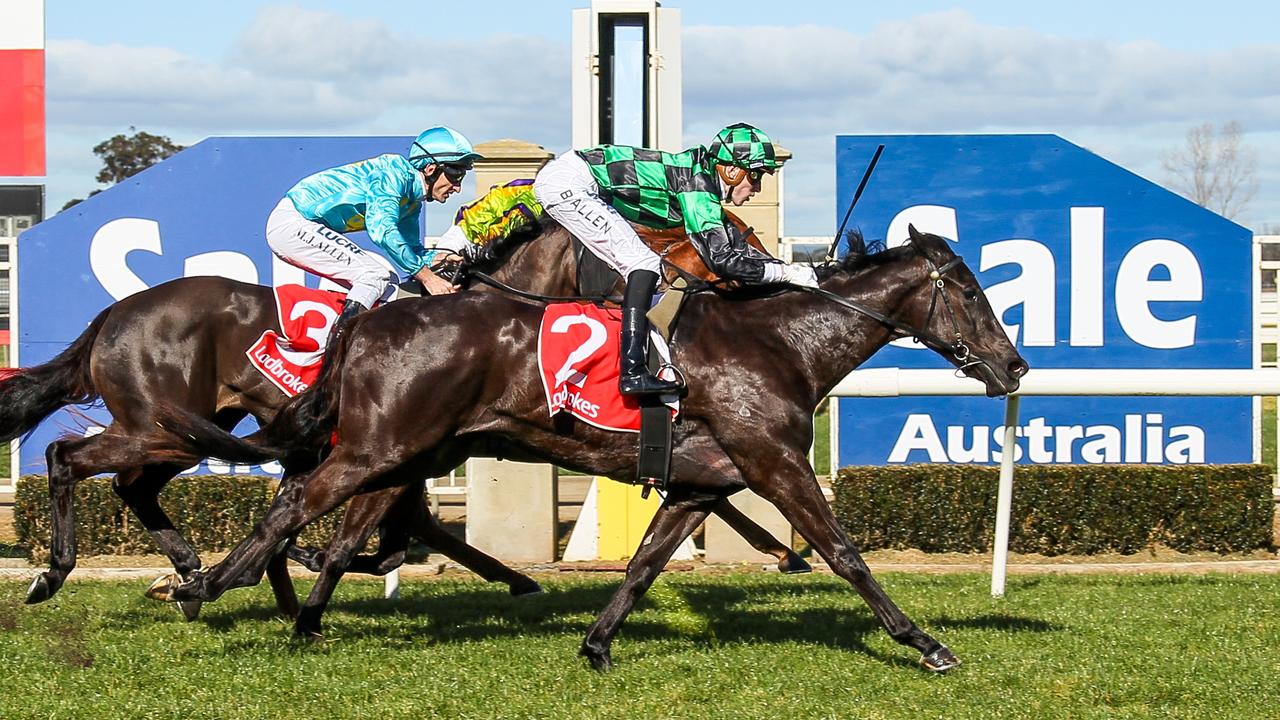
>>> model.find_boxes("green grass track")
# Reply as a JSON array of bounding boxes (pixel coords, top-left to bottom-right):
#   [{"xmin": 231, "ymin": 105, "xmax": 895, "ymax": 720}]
[{"xmin": 1, "ymin": 572, "xmax": 1277, "ymax": 719}]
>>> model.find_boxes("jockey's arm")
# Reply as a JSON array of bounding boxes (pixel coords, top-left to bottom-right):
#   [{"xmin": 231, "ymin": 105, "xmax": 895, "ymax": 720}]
[
  {"xmin": 675, "ymin": 189, "xmax": 782, "ymax": 284},
  {"xmin": 366, "ymin": 192, "xmax": 430, "ymax": 277},
  {"xmin": 367, "ymin": 191, "xmax": 457, "ymax": 295}
]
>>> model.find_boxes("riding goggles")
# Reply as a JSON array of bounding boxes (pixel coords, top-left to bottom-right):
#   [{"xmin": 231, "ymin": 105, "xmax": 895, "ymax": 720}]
[{"xmin": 439, "ymin": 164, "xmax": 468, "ymax": 183}]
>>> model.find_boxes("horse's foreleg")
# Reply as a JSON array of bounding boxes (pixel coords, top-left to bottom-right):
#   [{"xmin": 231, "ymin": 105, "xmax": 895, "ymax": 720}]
[
  {"xmin": 263, "ymin": 550, "xmax": 299, "ymax": 619},
  {"xmin": 171, "ymin": 449, "xmax": 377, "ymax": 604},
  {"xmin": 710, "ymin": 497, "xmax": 810, "ymax": 574},
  {"xmin": 750, "ymin": 458, "xmax": 958, "ymax": 672},
  {"xmin": 580, "ymin": 490, "xmax": 717, "ymax": 671}
]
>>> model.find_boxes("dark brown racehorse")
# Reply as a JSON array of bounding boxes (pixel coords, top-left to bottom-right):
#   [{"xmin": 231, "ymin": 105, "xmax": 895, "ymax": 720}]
[
  {"xmin": 0, "ymin": 213, "xmax": 801, "ymax": 614},
  {"xmin": 281, "ymin": 214, "xmax": 810, "ymax": 583},
  {"xmin": 153, "ymin": 225, "xmax": 1028, "ymax": 672}
]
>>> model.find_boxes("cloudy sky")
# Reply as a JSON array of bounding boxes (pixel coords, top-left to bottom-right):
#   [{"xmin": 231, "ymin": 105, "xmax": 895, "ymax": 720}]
[{"xmin": 36, "ymin": 0, "xmax": 1280, "ymax": 234}]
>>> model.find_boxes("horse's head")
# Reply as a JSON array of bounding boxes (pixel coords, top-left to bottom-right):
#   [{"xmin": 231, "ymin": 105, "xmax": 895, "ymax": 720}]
[{"xmin": 900, "ymin": 224, "xmax": 1028, "ymax": 396}]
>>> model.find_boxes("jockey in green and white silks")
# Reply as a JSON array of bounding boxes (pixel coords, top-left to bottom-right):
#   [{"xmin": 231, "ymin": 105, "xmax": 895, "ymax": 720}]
[
  {"xmin": 532, "ymin": 123, "xmax": 818, "ymax": 397},
  {"xmin": 266, "ymin": 126, "xmax": 482, "ymax": 344}
]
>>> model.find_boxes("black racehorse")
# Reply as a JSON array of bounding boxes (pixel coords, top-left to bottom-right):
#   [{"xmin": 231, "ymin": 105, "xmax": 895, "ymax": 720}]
[
  {"xmin": 0, "ymin": 213, "xmax": 801, "ymax": 616},
  {"xmin": 152, "ymin": 225, "xmax": 1028, "ymax": 672}
]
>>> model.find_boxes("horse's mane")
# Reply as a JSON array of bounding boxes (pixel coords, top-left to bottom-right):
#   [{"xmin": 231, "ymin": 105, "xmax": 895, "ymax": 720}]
[{"xmin": 813, "ymin": 229, "xmax": 901, "ymax": 282}]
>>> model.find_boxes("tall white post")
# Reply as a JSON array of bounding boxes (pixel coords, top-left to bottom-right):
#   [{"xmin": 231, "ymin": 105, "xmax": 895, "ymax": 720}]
[{"xmin": 991, "ymin": 395, "xmax": 1021, "ymax": 598}]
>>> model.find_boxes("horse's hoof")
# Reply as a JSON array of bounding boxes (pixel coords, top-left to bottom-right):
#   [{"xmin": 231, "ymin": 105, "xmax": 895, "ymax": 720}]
[
  {"xmin": 777, "ymin": 552, "xmax": 812, "ymax": 574},
  {"xmin": 509, "ymin": 577, "xmax": 544, "ymax": 597},
  {"xmin": 293, "ymin": 627, "xmax": 324, "ymax": 644},
  {"xmin": 170, "ymin": 571, "xmax": 210, "ymax": 603},
  {"xmin": 24, "ymin": 572, "xmax": 59, "ymax": 604},
  {"xmin": 579, "ymin": 643, "xmax": 613, "ymax": 672},
  {"xmin": 920, "ymin": 646, "xmax": 961, "ymax": 673},
  {"xmin": 177, "ymin": 600, "xmax": 203, "ymax": 621},
  {"xmin": 144, "ymin": 573, "xmax": 181, "ymax": 602}
]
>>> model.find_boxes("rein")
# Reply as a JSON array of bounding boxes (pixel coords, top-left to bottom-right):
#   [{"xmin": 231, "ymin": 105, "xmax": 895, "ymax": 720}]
[
  {"xmin": 804, "ymin": 254, "xmax": 987, "ymax": 375},
  {"xmin": 466, "ymin": 269, "xmax": 620, "ymax": 305},
  {"xmin": 464, "ymin": 244, "xmax": 989, "ymax": 376}
]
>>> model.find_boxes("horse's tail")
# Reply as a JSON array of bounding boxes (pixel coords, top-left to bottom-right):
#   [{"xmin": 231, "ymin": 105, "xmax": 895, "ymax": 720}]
[
  {"xmin": 152, "ymin": 313, "xmax": 354, "ymax": 466},
  {"xmin": 0, "ymin": 308, "xmax": 109, "ymax": 443},
  {"xmin": 149, "ymin": 405, "xmax": 290, "ymax": 467}
]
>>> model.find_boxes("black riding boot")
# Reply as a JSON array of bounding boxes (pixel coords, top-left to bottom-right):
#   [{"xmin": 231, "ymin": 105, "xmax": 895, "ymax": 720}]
[
  {"xmin": 618, "ymin": 270, "xmax": 683, "ymax": 397},
  {"xmin": 325, "ymin": 299, "xmax": 365, "ymax": 351}
]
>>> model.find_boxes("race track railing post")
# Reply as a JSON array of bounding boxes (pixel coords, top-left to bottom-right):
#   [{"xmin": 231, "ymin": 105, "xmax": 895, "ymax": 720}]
[{"xmin": 991, "ymin": 395, "xmax": 1021, "ymax": 598}]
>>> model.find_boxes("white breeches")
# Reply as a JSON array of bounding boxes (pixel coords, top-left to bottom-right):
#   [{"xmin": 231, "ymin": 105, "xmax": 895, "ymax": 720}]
[
  {"xmin": 533, "ymin": 153, "xmax": 662, "ymax": 278},
  {"xmin": 265, "ymin": 197, "xmax": 397, "ymax": 309}
]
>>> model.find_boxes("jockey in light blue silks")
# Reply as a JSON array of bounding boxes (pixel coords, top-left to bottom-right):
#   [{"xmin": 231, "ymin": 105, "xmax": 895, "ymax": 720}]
[{"xmin": 265, "ymin": 125, "xmax": 483, "ymax": 345}]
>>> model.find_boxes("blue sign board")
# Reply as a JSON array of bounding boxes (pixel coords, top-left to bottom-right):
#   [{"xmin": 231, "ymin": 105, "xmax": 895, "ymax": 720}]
[
  {"xmin": 17, "ymin": 136, "xmax": 418, "ymax": 475},
  {"xmin": 834, "ymin": 134, "xmax": 1253, "ymax": 466}
]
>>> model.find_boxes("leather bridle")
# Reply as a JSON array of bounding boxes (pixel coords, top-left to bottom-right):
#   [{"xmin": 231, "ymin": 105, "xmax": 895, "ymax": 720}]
[{"xmin": 803, "ymin": 252, "xmax": 989, "ymax": 377}]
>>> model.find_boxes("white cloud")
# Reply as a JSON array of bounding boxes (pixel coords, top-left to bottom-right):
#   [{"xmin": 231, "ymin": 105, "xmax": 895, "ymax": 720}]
[
  {"xmin": 43, "ymin": 7, "xmax": 572, "ymax": 208},
  {"xmin": 680, "ymin": 11, "xmax": 1280, "ymax": 231},
  {"xmin": 41, "ymin": 8, "xmax": 1280, "ymax": 228}
]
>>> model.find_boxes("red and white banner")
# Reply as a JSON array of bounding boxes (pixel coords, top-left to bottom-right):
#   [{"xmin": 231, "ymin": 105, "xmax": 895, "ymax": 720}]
[
  {"xmin": 246, "ymin": 284, "xmax": 346, "ymax": 397},
  {"xmin": 539, "ymin": 304, "xmax": 639, "ymax": 431},
  {"xmin": 538, "ymin": 303, "xmax": 677, "ymax": 433},
  {"xmin": 0, "ymin": 0, "xmax": 45, "ymax": 177}
]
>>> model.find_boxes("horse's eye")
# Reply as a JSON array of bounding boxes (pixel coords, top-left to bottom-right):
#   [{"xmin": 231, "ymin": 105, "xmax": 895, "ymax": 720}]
[{"xmin": 963, "ymin": 289, "xmax": 979, "ymax": 301}]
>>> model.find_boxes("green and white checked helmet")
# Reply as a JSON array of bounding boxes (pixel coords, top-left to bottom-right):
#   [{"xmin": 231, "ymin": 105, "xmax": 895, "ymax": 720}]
[{"xmin": 708, "ymin": 123, "xmax": 781, "ymax": 171}]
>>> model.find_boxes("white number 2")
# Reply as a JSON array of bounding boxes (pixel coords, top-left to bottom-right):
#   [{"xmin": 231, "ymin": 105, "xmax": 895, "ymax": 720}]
[{"xmin": 550, "ymin": 315, "xmax": 607, "ymax": 386}]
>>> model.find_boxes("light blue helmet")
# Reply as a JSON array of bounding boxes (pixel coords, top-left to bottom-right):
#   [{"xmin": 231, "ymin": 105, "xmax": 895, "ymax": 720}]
[{"xmin": 408, "ymin": 126, "xmax": 483, "ymax": 170}]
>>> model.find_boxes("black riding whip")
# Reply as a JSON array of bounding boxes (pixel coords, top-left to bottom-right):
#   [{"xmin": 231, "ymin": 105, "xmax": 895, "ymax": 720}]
[{"xmin": 827, "ymin": 143, "xmax": 884, "ymax": 261}]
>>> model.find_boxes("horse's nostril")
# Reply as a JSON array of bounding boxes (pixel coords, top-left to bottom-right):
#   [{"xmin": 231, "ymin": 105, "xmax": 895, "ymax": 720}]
[{"xmin": 1008, "ymin": 359, "xmax": 1029, "ymax": 378}]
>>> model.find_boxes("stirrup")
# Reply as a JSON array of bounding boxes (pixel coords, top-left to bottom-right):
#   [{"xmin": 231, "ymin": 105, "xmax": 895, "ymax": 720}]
[{"xmin": 656, "ymin": 363, "xmax": 687, "ymax": 394}]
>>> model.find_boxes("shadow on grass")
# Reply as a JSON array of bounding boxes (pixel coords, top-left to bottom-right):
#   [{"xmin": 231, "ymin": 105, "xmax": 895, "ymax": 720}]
[{"xmin": 148, "ymin": 575, "xmax": 1059, "ymax": 671}]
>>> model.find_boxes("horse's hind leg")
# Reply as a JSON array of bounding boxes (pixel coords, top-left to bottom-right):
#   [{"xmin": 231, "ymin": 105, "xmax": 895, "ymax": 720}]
[
  {"xmin": 285, "ymin": 488, "xmax": 410, "ymax": 575},
  {"xmin": 289, "ymin": 487, "xmax": 415, "ymax": 575},
  {"xmin": 172, "ymin": 446, "xmax": 387, "ymax": 603},
  {"xmin": 293, "ymin": 485, "xmax": 407, "ymax": 639},
  {"xmin": 408, "ymin": 489, "xmax": 542, "ymax": 596},
  {"xmin": 114, "ymin": 465, "xmax": 200, "ymax": 579},
  {"xmin": 710, "ymin": 497, "xmax": 810, "ymax": 574},
  {"xmin": 27, "ymin": 432, "xmax": 137, "ymax": 603},
  {"xmin": 580, "ymin": 490, "xmax": 717, "ymax": 671},
  {"xmin": 113, "ymin": 463, "xmax": 209, "ymax": 620},
  {"xmin": 290, "ymin": 481, "xmax": 540, "ymax": 587}
]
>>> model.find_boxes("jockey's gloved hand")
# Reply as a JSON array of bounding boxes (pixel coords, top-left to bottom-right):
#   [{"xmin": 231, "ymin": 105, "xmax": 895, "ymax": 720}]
[
  {"xmin": 461, "ymin": 242, "xmax": 492, "ymax": 267},
  {"xmin": 781, "ymin": 263, "xmax": 819, "ymax": 289}
]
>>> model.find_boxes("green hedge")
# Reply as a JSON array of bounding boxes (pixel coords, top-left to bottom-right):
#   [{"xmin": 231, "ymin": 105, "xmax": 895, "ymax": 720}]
[
  {"xmin": 13, "ymin": 474, "xmax": 350, "ymax": 562},
  {"xmin": 832, "ymin": 464, "xmax": 1276, "ymax": 555}
]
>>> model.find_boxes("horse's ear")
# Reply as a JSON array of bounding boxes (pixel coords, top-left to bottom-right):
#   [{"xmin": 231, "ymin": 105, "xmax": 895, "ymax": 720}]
[{"xmin": 908, "ymin": 226, "xmax": 952, "ymax": 265}]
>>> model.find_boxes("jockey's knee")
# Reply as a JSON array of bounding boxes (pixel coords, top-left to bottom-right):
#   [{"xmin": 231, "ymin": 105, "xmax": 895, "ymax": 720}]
[
  {"xmin": 348, "ymin": 269, "xmax": 396, "ymax": 309},
  {"xmin": 621, "ymin": 253, "xmax": 662, "ymax": 278}
]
